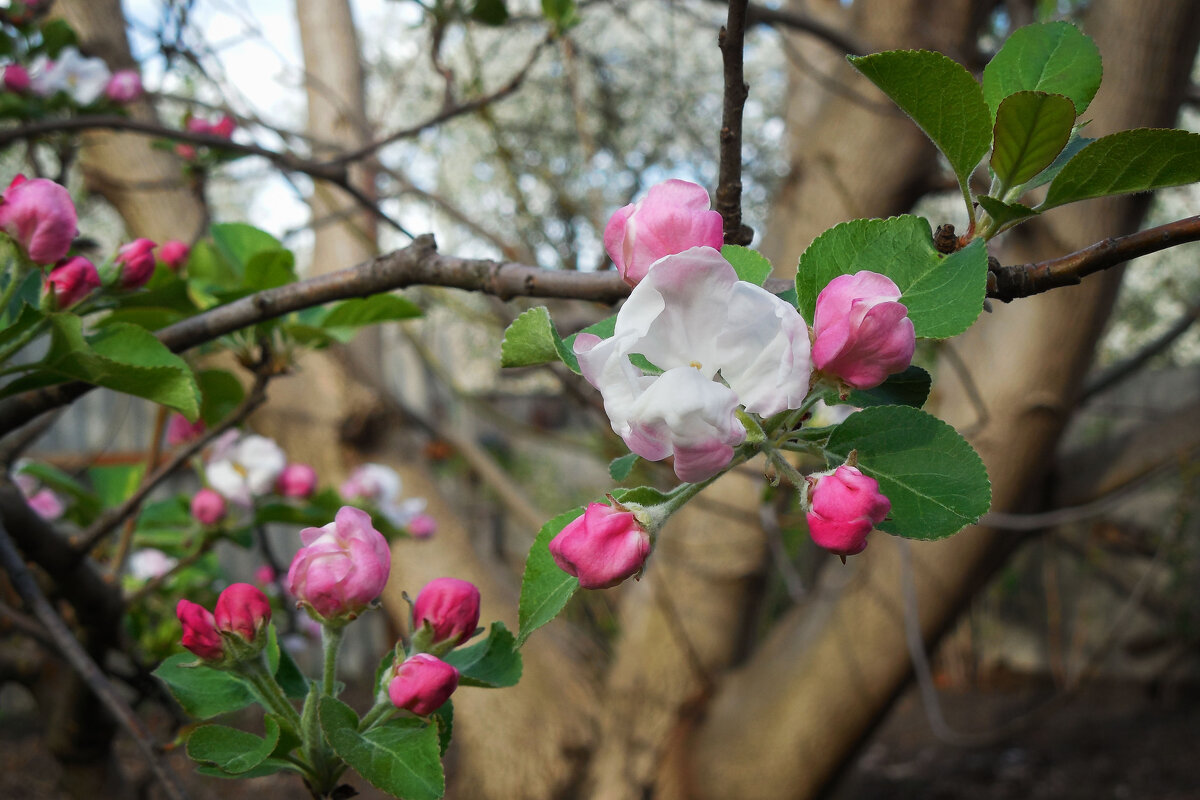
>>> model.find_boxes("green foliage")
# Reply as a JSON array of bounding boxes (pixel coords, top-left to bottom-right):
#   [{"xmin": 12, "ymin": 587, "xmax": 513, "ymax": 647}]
[
  {"xmin": 39, "ymin": 19, "xmax": 78, "ymax": 57},
  {"xmin": 197, "ymin": 369, "xmax": 245, "ymax": 425},
  {"xmin": 721, "ymin": 244, "xmax": 772, "ymax": 286},
  {"xmin": 500, "ymin": 306, "xmax": 578, "ymax": 372},
  {"xmin": 319, "ymin": 697, "xmax": 445, "ymax": 800},
  {"xmin": 187, "ymin": 717, "xmax": 281, "ymax": 775},
  {"xmin": 990, "ymin": 91, "xmax": 1076, "ymax": 191},
  {"xmin": 442, "ymin": 621, "xmax": 523, "ymax": 688},
  {"xmin": 823, "ymin": 406, "xmax": 991, "ymax": 541},
  {"xmin": 795, "ymin": 216, "xmax": 988, "ymax": 339},
  {"xmin": 1014, "ymin": 131, "xmax": 1092, "ymax": 193},
  {"xmin": 1041, "ymin": 129, "xmax": 1200, "ymax": 210},
  {"xmin": 609, "ymin": 453, "xmax": 639, "ymax": 481},
  {"xmin": 982, "ymin": 21, "xmax": 1102, "ymax": 118},
  {"xmin": 839, "ymin": 365, "xmax": 932, "ymax": 409},
  {"xmin": 541, "ymin": 0, "xmax": 580, "ymax": 30},
  {"xmin": 470, "ymin": 0, "xmax": 508, "ymax": 25},
  {"xmin": 432, "ymin": 702, "xmax": 453, "ymax": 757},
  {"xmin": 153, "ymin": 655, "xmax": 256, "ymax": 719},
  {"xmin": 87, "ymin": 463, "xmax": 146, "ymax": 509},
  {"xmin": 517, "ymin": 506, "xmax": 582, "ymax": 646},
  {"xmin": 976, "ymin": 196, "xmax": 1039, "ymax": 231},
  {"xmin": 847, "ymin": 50, "xmax": 992, "ymax": 193}
]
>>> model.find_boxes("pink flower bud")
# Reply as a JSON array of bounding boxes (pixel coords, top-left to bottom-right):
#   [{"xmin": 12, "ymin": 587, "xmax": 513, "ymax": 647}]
[
  {"xmin": 214, "ymin": 582, "xmax": 271, "ymax": 643},
  {"xmin": 176, "ymin": 599, "xmax": 223, "ymax": 660},
  {"xmin": 276, "ymin": 463, "xmax": 317, "ymax": 498},
  {"xmin": 27, "ymin": 488, "xmax": 64, "ymax": 520},
  {"xmin": 603, "ymin": 179, "xmax": 724, "ymax": 286},
  {"xmin": 0, "ymin": 175, "xmax": 77, "ymax": 264},
  {"xmin": 387, "ymin": 653, "xmax": 459, "ymax": 716},
  {"xmin": 812, "ymin": 271, "xmax": 916, "ymax": 390},
  {"xmin": 185, "ymin": 117, "xmax": 211, "ymax": 135},
  {"xmin": 44, "ymin": 256, "xmax": 100, "ymax": 309},
  {"xmin": 166, "ymin": 413, "xmax": 206, "ymax": 446},
  {"xmin": 104, "ymin": 69, "xmax": 142, "ymax": 103},
  {"xmin": 4, "ymin": 64, "xmax": 31, "ymax": 93},
  {"xmin": 254, "ymin": 564, "xmax": 276, "ymax": 586},
  {"xmin": 210, "ymin": 115, "xmax": 236, "ymax": 139},
  {"xmin": 286, "ymin": 506, "xmax": 391, "ymax": 621},
  {"xmin": 114, "ymin": 237, "xmax": 157, "ymax": 289},
  {"xmin": 174, "ymin": 143, "xmax": 197, "ymax": 161},
  {"xmin": 408, "ymin": 514, "xmax": 437, "ymax": 540},
  {"xmin": 158, "ymin": 239, "xmax": 189, "ymax": 270},
  {"xmin": 549, "ymin": 500, "xmax": 651, "ymax": 589},
  {"xmin": 413, "ymin": 578, "xmax": 480, "ymax": 649},
  {"xmin": 805, "ymin": 465, "xmax": 891, "ymax": 557},
  {"xmin": 190, "ymin": 488, "xmax": 227, "ymax": 526}
]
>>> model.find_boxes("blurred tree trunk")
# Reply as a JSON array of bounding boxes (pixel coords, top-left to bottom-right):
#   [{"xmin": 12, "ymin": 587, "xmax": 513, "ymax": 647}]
[{"xmin": 683, "ymin": 2, "xmax": 1200, "ymax": 799}]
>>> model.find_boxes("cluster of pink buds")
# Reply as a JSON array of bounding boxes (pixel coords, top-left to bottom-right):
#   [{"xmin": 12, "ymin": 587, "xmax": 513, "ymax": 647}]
[
  {"xmin": 176, "ymin": 114, "xmax": 236, "ymax": 160},
  {"xmin": 176, "ymin": 583, "xmax": 271, "ymax": 663}
]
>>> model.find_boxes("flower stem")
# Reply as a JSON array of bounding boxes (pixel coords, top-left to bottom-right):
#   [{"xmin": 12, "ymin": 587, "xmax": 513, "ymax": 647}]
[
  {"xmin": 321, "ymin": 624, "xmax": 345, "ymax": 697},
  {"xmin": 238, "ymin": 655, "xmax": 302, "ymax": 734},
  {"xmin": 358, "ymin": 697, "xmax": 396, "ymax": 732}
]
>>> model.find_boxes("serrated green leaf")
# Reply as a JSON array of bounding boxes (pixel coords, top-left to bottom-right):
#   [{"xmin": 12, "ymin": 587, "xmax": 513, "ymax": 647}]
[
  {"xmin": 983, "ymin": 21, "xmax": 1101, "ymax": 118},
  {"xmin": 841, "ymin": 365, "xmax": 932, "ymax": 409},
  {"xmin": 609, "ymin": 453, "xmax": 638, "ymax": 481},
  {"xmin": 976, "ymin": 195, "xmax": 1039, "ymax": 231},
  {"xmin": 500, "ymin": 306, "xmax": 577, "ymax": 371},
  {"xmin": 321, "ymin": 294, "xmax": 423, "ymax": 331},
  {"xmin": 153, "ymin": 654, "xmax": 255, "ymax": 719},
  {"xmin": 991, "ymin": 91, "xmax": 1076, "ymax": 190},
  {"xmin": 824, "ymin": 406, "xmax": 990, "ymax": 540},
  {"xmin": 1041, "ymin": 129, "xmax": 1200, "ymax": 211},
  {"xmin": 795, "ymin": 216, "xmax": 988, "ymax": 339},
  {"xmin": 432, "ymin": 701, "xmax": 453, "ymax": 757},
  {"xmin": 848, "ymin": 50, "xmax": 991, "ymax": 189},
  {"xmin": 187, "ymin": 716, "xmax": 280, "ymax": 774},
  {"xmin": 197, "ymin": 369, "xmax": 245, "ymax": 425},
  {"xmin": 319, "ymin": 696, "xmax": 445, "ymax": 800},
  {"xmin": 517, "ymin": 507, "xmax": 582, "ymax": 646},
  {"xmin": 721, "ymin": 244, "xmax": 772, "ymax": 285},
  {"xmin": 442, "ymin": 621, "xmax": 522, "ymax": 688}
]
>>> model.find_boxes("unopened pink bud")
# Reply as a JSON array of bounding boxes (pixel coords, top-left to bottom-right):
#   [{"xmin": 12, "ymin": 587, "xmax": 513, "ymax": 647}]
[
  {"xmin": 4, "ymin": 64, "xmax": 31, "ymax": 93},
  {"xmin": 104, "ymin": 69, "xmax": 142, "ymax": 103},
  {"xmin": 277, "ymin": 463, "xmax": 317, "ymax": 498},
  {"xmin": 158, "ymin": 239, "xmax": 189, "ymax": 270},
  {"xmin": 166, "ymin": 413, "xmax": 206, "ymax": 446},
  {"xmin": 0, "ymin": 174, "xmax": 77, "ymax": 264},
  {"xmin": 45, "ymin": 256, "xmax": 100, "ymax": 309},
  {"xmin": 549, "ymin": 500, "xmax": 651, "ymax": 589},
  {"xmin": 114, "ymin": 237, "xmax": 157, "ymax": 289},
  {"xmin": 177, "ymin": 599, "xmax": 223, "ymax": 660},
  {"xmin": 603, "ymin": 179, "xmax": 724, "ymax": 286},
  {"xmin": 812, "ymin": 271, "xmax": 915, "ymax": 390},
  {"xmin": 185, "ymin": 117, "xmax": 211, "ymax": 135},
  {"xmin": 413, "ymin": 578, "xmax": 480, "ymax": 649},
  {"xmin": 191, "ymin": 488, "xmax": 227, "ymax": 525},
  {"xmin": 210, "ymin": 115, "xmax": 236, "ymax": 139},
  {"xmin": 214, "ymin": 582, "xmax": 271, "ymax": 643},
  {"xmin": 27, "ymin": 487, "xmax": 64, "ymax": 520},
  {"xmin": 805, "ymin": 465, "xmax": 890, "ymax": 557},
  {"xmin": 408, "ymin": 514, "xmax": 437, "ymax": 539},
  {"xmin": 387, "ymin": 653, "xmax": 459, "ymax": 716},
  {"xmin": 254, "ymin": 564, "xmax": 276, "ymax": 586},
  {"xmin": 286, "ymin": 506, "xmax": 391, "ymax": 621},
  {"xmin": 174, "ymin": 143, "xmax": 197, "ymax": 160}
]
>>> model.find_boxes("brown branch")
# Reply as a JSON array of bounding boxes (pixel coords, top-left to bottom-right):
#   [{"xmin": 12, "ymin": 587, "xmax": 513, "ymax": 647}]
[
  {"xmin": 1083, "ymin": 299, "xmax": 1200, "ymax": 399},
  {"xmin": 744, "ymin": 3, "xmax": 866, "ymax": 55},
  {"xmin": 716, "ymin": 0, "xmax": 754, "ymax": 246},
  {"xmin": 988, "ymin": 215, "xmax": 1200, "ymax": 302},
  {"xmin": 0, "ymin": 521, "xmax": 190, "ymax": 800}
]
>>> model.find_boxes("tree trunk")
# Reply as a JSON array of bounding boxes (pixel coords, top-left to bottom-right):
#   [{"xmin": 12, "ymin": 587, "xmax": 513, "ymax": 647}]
[{"xmin": 684, "ymin": 3, "xmax": 1200, "ymax": 799}]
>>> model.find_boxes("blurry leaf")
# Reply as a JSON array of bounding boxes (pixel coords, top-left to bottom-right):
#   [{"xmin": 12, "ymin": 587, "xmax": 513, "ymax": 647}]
[
  {"xmin": 983, "ymin": 21, "xmax": 1102, "ymax": 118},
  {"xmin": 39, "ymin": 19, "xmax": 78, "ymax": 57},
  {"xmin": 848, "ymin": 50, "xmax": 991, "ymax": 191},
  {"xmin": 432, "ymin": 701, "xmax": 453, "ymax": 757},
  {"xmin": 243, "ymin": 249, "xmax": 297, "ymax": 291},
  {"xmin": 609, "ymin": 453, "xmax": 638, "ymax": 481},
  {"xmin": 471, "ymin": 0, "xmax": 509, "ymax": 25},
  {"xmin": 838, "ymin": 365, "xmax": 932, "ymax": 409},
  {"xmin": 87, "ymin": 463, "xmax": 146, "ymax": 509},
  {"xmin": 211, "ymin": 224, "xmax": 283, "ymax": 272},
  {"xmin": 197, "ymin": 369, "xmax": 245, "ymax": 425},
  {"xmin": 1041, "ymin": 129, "xmax": 1200, "ymax": 210}
]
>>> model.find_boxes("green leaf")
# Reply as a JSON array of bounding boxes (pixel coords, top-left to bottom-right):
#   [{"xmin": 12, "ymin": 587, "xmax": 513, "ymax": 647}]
[
  {"xmin": 541, "ymin": 0, "xmax": 580, "ymax": 28},
  {"xmin": 187, "ymin": 716, "xmax": 280, "ymax": 774},
  {"xmin": 471, "ymin": 0, "xmax": 509, "ymax": 25},
  {"xmin": 841, "ymin": 365, "xmax": 932, "ymax": 409},
  {"xmin": 500, "ymin": 306, "xmax": 577, "ymax": 371},
  {"xmin": 0, "ymin": 303, "xmax": 43, "ymax": 349},
  {"xmin": 976, "ymin": 196, "xmax": 1039, "ymax": 231},
  {"xmin": 609, "ymin": 453, "xmax": 638, "ymax": 482},
  {"xmin": 196, "ymin": 369, "xmax": 245, "ymax": 425},
  {"xmin": 1041, "ymin": 129, "xmax": 1200, "ymax": 211},
  {"xmin": 185, "ymin": 241, "xmax": 238, "ymax": 289},
  {"xmin": 211, "ymin": 224, "xmax": 283, "ymax": 271},
  {"xmin": 315, "ymin": 294, "xmax": 423, "ymax": 342},
  {"xmin": 153, "ymin": 654, "xmax": 255, "ymax": 719},
  {"xmin": 442, "ymin": 621, "xmax": 523, "ymax": 688},
  {"xmin": 1013, "ymin": 131, "xmax": 1092, "ymax": 193},
  {"xmin": 15, "ymin": 461, "xmax": 100, "ymax": 518},
  {"xmin": 319, "ymin": 697, "xmax": 445, "ymax": 800},
  {"xmin": 517, "ymin": 507, "xmax": 582, "ymax": 647},
  {"xmin": 848, "ymin": 50, "xmax": 991, "ymax": 189},
  {"xmin": 195, "ymin": 758, "xmax": 297, "ymax": 779},
  {"xmin": 243, "ymin": 249, "xmax": 297, "ymax": 291},
  {"xmin": 39, "ymin": 19, "xmax": 78, "ymax": 57},
  {"xmin": 721, "ymin": 244, "xmax": 772, "ymax": 286},
  {"xmin": 824, "ymin": 406, "xmax": 991, "ymax": 540},
  {"xmin": 9, "ymin": 315, "xmax": 200, "ymax": 418},
  {"xmin": 983, "ymin": 21, "xmax": 1102, "ymax": 118},
  {"xmin": 991, "ymin": 91, "xmax": 1076, "ymax": 190},
  {"xmin": 432, "ymin": 701, "xmax": 453, "ymax": 757},
  {"xmin": 795, "ymin": 216, "xmax": 988, "ymax": 339},
  {"xmin": 87, "ymin": 463, "xmax": 146, "ymax": 509}
]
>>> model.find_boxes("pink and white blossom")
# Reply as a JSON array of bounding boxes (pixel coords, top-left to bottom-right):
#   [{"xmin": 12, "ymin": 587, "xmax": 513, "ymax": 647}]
[
  {"xmin": 286, "ymin": 506, "xmax": 391, "ymax": 621},
  {"xmin": 205, "ymin": 433, "xmax": 286, "ymax": 506},
  {"xmin": 29, "ymin": 48, "xmax": 111, "ymax": 105},
  {"xmin": 0, "ymin": 175, "xmax": 77, "ymax": 264},
  {"xmin": 104, "ymin": 69, "xmax": 142, "ymax": 103},
  {"xmin": 575, "ymin": 247, "xmax": 811, "ymax": 482},
  {"xmin": 805, "ymin": 465, "xmax": 891, "ymax": 557}
]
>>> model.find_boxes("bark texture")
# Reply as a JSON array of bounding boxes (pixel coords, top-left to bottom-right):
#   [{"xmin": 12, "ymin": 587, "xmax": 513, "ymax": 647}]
[{"xmin": 685, "ymin": 3, "xmax": 1200, "ymax": 799}]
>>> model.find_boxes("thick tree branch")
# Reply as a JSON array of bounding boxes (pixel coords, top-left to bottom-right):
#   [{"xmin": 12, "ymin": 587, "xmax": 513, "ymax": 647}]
[
  {"xmin": 988, "ymin": 215, "xmax": 1200, "ymax": 301},
  {"xmin": 716, "ymin": 0, "xmax": 754, "ymax": 246}
]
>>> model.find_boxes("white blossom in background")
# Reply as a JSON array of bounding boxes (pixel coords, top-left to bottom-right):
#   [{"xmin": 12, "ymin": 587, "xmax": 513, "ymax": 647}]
[
  {"xmin": 205, "ymin": 433, "xmax": 287, "ymax": 506},
  {"xmin": 29, "ymin": 47, "xmax": 111, "ymax": 105}
]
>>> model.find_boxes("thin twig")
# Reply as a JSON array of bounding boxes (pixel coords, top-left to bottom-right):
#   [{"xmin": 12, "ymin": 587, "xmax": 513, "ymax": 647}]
[
  {"xmin": 106, "ymin": 406, "xmax": 170, "ymax": 579},
  {"xmin": 0, "ymin": 521, "xmax": 191, "ymax": 800},
  {"xmin": 743, "ymin": 2, "xmax": 865, "ymax": 55},
  {"xmin": 716, "ymin": 0, "xmax": 754, "ymax": 246},
  {"xmin": 1083, "ymin": 300, "xmax": 1200, "ymax": 399}
]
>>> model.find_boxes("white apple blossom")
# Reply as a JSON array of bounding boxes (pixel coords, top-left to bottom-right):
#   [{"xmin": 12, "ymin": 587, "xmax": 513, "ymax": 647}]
[
  {"xmin": 574, "ymin": 246, "xmax": 811, "ymax": 482},
  {"xmin": 29, "ymin": 48, "xmax": 111, "ymax": 105},
  {"xmin": 205, "ymin": 433, "xmax": 287, "ymax": 507},
  {"xmin": 340, "ymin": 462, "xmax": 427, "ymax": 528}
]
